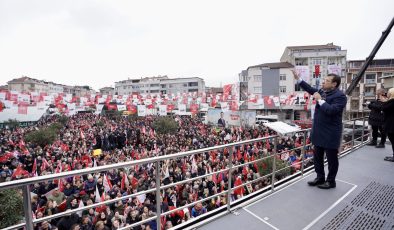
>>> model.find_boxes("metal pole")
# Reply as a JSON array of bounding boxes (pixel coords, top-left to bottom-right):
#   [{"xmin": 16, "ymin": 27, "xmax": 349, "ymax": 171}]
[
  {"xmin": 361, "ymin": 116, "xmax": 365, "ymax": 143},
  {"xmin": 227, "ymin": 147, "xmax": 233, "ymax": 212},
  {"xmin": 22, "ymin": 185, "xmax": 34, "ymax": 230},
  {"xmin": 352, "ymin": 120, "xmax": 356, "ymax": 148},
  {"xmin": 301, "ymin": 130, "xmax": 307, "ymax": 176},
  {"xmin": 155, "ymin": 161, "xmax": 161, "ymax": 230},
  {"xmin": 346, "ymin": 17, "xmax": 394, "ymax": 95},
  {"xmin": 271, "ymin": 137, "xmax": 278, "ymax": 192}
]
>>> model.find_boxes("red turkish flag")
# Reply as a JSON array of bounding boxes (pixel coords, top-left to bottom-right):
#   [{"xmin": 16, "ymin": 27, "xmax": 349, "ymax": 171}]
[
  {"xmin": 315, "ymin": 65, "xmax": 320, "ymax": 78},
  {"xmin": 167, "ymin": 104, "xmax": 175, "ymax": 112}
]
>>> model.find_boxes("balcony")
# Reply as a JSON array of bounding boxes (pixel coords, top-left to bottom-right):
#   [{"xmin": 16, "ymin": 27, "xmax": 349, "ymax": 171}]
[
  {"xmin": 351, "ymin": 92, "xmax": 360, "ymax": 97},
  {"xmin": 364, "ymin": 79, "xmax": 376, "ymax": 85},
  {"xmin": 364, "ymin": 92, "xmax": 376, "ymax": 97}
]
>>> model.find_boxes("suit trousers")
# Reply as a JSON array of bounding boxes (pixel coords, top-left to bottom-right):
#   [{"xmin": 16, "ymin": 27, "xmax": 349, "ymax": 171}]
[
  {"xmin": 371, "ymin": 125, "xmax": 386, "ymax": 144},
  {"xmin": 314, "ymin": 146, "xmax": 339, "ymax": 182}
]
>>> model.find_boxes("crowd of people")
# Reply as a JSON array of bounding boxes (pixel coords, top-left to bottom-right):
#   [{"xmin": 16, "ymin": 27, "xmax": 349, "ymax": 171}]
[{"xmin": 0, "ymin": 112, "xmax": 311, "ymax": 230}]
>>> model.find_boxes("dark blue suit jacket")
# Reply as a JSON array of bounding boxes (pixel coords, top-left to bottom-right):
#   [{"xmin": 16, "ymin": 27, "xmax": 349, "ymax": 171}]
[
  {"xmin": 299, "ymin": 81, "xmax": 347, "ymax": 149},
  {"xmin": 218, "ymin": 118, "xmax": 226, "ymax": 127}
]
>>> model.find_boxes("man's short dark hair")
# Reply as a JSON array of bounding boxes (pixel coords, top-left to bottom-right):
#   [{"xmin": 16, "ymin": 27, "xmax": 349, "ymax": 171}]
[{"xmin": 327, "ymin": 73, "xmax": 341, "ymax": 88}]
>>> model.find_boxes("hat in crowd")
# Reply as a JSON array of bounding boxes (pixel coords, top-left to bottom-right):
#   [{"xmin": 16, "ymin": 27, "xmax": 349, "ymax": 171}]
[{"xmin": 79, "ymin": 190, "xmax": 86, "ymax": 196}]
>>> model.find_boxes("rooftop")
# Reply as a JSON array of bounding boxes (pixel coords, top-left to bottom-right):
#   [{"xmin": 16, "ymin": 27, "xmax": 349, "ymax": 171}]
[
  {"xmin": 286, "ymin": 43, "xmax": 341, "ymax": 51},
  {"xmin": 247, "ymin": 62, "xmax": 294, "ymax": 70}
]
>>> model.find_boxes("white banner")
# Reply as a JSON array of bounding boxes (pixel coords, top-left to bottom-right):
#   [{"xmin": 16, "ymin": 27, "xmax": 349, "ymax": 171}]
[
  {"xmin": 97, "ymin": 98, "xmax": 105, "ymax": 104},
  {"xmin": 159, "ymin": 105, "xmax": 167, "ymax": 116},
  {"xmin": 96, "ymin": 104, "xmax": 104, "ymax": 113},
  {"xmin": 200, "ymin": 103, "xmax": 209, "ymax": 111},
  {"xmin": 0, "ymin": 92, "xmax": 6, "ymax": 101},
  {"xmin": 248, "ymin": 98, "xmax": 264, "ymax": 110},
  {"xmin": 295, "ymin": 66, "xmax": 310, "ymax": 83},
  {"xmin": 327, "ymin": 65, "xmax": 342, "ymax": 75},
  {"xmin": 18, "ymin": 94, "xmax": 30, "ymax": 104},
  {"xmin": 220, "ymin": 102, "xmax": 229, "ymax": 112},
  {"xmin": 178, "ymin": 104, "xmax": 186, "ymax": 115},
  {"xmin": 138, "ymin": 105, "xmax": 146, "ymax": 116},
  {"xmin": 117, "ymin": 104, "xmax": 126, "ymax": 111},
  {"xmin": 43, "ymin": 96, "xmax": 53, "ymax": 105}
]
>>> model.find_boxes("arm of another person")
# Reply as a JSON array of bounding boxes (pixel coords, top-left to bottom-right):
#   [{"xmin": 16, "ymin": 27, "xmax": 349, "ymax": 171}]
[
  {"xmin": 319, "ymin": 93, "xmax": 347, "ymax": 116},
  {"xmin": 367, "ymin": 101, "xmax": 382, "ymax": 111}
]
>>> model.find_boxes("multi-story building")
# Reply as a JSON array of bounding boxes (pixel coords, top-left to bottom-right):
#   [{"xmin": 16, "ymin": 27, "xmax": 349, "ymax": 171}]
[
  {"xmin": 114, "ymin": 76, "xmax": 205, "ymax": 96},
  {"xmin": 239, "ymin": 62, "xmax": 294, "ymax": 97},
  {"xmin": 46, "ymin": 82, "xmax": 65, "ymax": 95},
  {"xmin": 99, "ymin": 87, "xmax": 115, "ymax": 95},
  {"xmin": 7, "ymin": 76, "xmax": 95, "ymax": 97},
  {"xmin": 280, "ymin": 43, "xmax": 347, "ymax": 91},
  {"xmin": 7, "ymin": 76, "xmax": 49, "ymax": 93},
  {"xmin": 346, "ymin": 59, "xmax": 394, "ymax": 119}
]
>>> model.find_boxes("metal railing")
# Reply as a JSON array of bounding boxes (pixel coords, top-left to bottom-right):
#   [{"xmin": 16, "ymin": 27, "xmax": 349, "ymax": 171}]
[{"xmin": 0, "ymin": 117, "xmax": 371, "ymax": 230}]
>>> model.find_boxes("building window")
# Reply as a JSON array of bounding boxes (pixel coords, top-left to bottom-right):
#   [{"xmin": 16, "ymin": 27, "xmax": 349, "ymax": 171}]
[
  {"xmin": 312, "ymin": 58, "xmax": 322, "ymax": 65},
  {"xmin": 188, "ymin": 82, "xmax": 198, "ymax": 87},
  {"xmin": 365, "ymin": 74, "xmax": 376, "ymax": 84},
  {"xmin": 123, "ymin": 86, "xmax": 127, "ymax": 89},
  {"xmin": 280, "ymin": 86, "xmax": 286, "ymax": 93},
  {"xmin": 150, "ymin": 84, "xmax": 160, "ymax": 87},
  {"xmin": 253, "ymin": 87, "xmax": 262, "ymax": 93},
  {"xmin": 253, "ymin": 75, "xmax": 262, "ymax": 81},
  {"xmin": 383, "ymin": 72, "xmax": 394, "ymax": 77},
  {"xmin": 280, "ymin": 74, "xmax": 286, "ymax": 81},
  {"xmin": 188, "ymin": 88, "xmax": 198, "ymax": 92}
]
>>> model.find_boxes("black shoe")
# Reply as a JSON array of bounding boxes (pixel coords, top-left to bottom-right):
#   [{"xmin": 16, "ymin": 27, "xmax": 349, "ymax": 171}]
[
  {"xmin": 318, "ymin": 181, "xmax": 336, "ymax": 189},
  {"xmin": 376, "ymin": 143, "xmax": 385, "ymax": 148},
  {"xmin": 367, "ymin": 141, "xmax": 377, "ymax": 146},
  {"xmin": 384, "ymin": 156, "xmax": 394, "ymax": 162},
  {"xmin": 307, "ymin": 178, "xmax": 325, "ymax": 186}
]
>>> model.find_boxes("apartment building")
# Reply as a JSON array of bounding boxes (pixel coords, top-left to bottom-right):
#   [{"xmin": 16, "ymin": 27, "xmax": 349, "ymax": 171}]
[
  {"xmin": 280, "ymin": 43, "xmax": 347, "ymax": 91},
  {"xmin": 239, "ymin": 62, "xmax": 294, "ymax": 97},
  {"xmin": 99, "ymin": 87, "xmax": 115, "ymax": 95},
  {"xmin": 7, "ymin": 76, "xmax": 95, "ymax": 97},
  {"xmin": 346, "ymin": 59, "xmax": 394, "ymax": 118},
  {"xmin": 114, "ymin": 76, "xmax": 205, "ymax": 96},
  {"xmin": 7, "ymin": 76, "xmax": 49, "ymax": 93}
]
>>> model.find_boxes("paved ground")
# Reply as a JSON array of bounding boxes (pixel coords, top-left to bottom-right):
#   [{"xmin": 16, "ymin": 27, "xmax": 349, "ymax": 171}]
[{"xmin": 198, "ymin": 144, "xmax": 394, "ymax": 230}]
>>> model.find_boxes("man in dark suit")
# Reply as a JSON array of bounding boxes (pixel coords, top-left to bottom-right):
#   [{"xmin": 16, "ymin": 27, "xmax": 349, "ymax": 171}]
[
  {"xmin": 218, "ymin": 112, "xmax": 226, "ymax": 127},
  {"xmin": 292, "ymin": 71, "xmax": 347, "ymax": 189}
]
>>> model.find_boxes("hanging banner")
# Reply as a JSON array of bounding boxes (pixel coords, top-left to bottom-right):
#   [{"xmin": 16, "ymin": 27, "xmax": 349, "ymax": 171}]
[
  {"xmin": 178, "ymin": 104, "xmax": 186, "ymax": 115},
  {"xmin": 0, "ymin": 92, "xmax": 6, "ymax": 101},
  {"xmin": 138, "ymin": 105, "xmax": 146, "ymax": 116},
  {"xmin": 327, "ymin": 65, "xmax": 342, "ymax": 76},
  {"xmin": 295, "ymin": 66, "xmax": 310, "ymax": 83},
  {"xmin": 117, "ymin": 104, "xmax": 126, "ymax": 111},
  {"xmin": 159, "ymin": 105, "xmax": 167, "ymax": 116},
  {"xmin": 220, "ymin": 102, "xmax": 229, "ymax": 112}
]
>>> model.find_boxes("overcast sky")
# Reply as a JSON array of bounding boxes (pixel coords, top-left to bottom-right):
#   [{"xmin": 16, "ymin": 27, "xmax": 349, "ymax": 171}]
[{"xmin": 0, "ymin": 0, "xmax": 393, "ymax": 91}]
